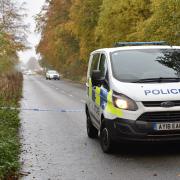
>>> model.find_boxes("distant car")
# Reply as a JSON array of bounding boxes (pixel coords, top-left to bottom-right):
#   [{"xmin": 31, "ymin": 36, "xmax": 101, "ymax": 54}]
[
  {"xmin": 46, "ymin": 70, "xmax": 60, "ymax": 80},
  {"xmin": 24, "ymin": 70, "xmax": 36, "ymax": 75}
]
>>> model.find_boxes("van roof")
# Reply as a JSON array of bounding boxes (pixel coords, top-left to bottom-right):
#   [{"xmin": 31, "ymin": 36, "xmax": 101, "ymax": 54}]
[{"xmin": 91, "ymin": 46, "xmax": 180, "ymax": 54}]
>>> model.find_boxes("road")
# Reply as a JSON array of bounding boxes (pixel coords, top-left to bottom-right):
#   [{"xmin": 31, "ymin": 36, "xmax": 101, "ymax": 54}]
[{"xmin": 20, "ymin": 75, "xmax": 180, "ymax": 180}]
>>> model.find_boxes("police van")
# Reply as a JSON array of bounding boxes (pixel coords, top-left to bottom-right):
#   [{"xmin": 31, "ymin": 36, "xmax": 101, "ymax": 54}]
[{"xmin": 85, "ymin": 42, "xmax": 180, "ymax": 153}]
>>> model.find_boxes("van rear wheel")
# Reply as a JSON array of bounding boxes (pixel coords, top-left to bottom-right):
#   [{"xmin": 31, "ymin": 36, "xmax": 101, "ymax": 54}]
[{"xmin": 86, "ymin": 112, "xmax": 98, "ymax": 139}]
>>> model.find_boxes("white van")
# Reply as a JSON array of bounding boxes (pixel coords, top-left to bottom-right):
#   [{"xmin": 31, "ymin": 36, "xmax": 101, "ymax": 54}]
[{"xmin": 85, "ymin": 42, "xmax": 180, "ymax": 153}]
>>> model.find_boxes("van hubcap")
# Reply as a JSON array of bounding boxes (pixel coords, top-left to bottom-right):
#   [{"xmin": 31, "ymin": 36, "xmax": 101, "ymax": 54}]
[{"xmin": 102, "ymin": 128, "xmax": 109, "ymax": 147}]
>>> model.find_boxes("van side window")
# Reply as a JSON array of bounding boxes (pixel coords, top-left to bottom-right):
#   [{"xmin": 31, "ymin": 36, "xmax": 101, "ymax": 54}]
[
  {"xmin": 99, "ymin": 54, "xmax": 109, "ymax": 90},
  {"xmin": 90, "ymin": 53, "xmax": 100, "ymax": 77},
  {"xmin": 99, "ymin": 54, "xmax": 107, "ymax": 78}
]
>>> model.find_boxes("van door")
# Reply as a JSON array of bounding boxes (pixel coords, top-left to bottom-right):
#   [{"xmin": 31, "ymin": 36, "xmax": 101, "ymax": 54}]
[
  {"xmin": 92, "ymin": 53, "xmax": 108, "ymax": 126},
  {"xmin": 88, "ymin": 53, "xmax": 100, "ymax": 127}
]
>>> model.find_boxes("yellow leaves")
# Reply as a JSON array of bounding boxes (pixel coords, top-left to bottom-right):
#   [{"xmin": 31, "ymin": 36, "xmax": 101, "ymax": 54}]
[
  {"xmin": 138, "ymin": 0, "xmax": 180, "ymax": 45},
  {"xmin": 37, "ymin": 0, "xmax": 180, "ymax": 80},
  {"xmin": 0, "ymin": 33, "xmax": 18, "ymax": 56}
]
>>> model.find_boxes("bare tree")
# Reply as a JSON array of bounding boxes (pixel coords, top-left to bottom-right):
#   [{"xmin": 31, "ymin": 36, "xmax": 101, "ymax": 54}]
[
  {"xmin": 35, "ymin": 0, "xmax": 50, "ymax": 33},
  {"xmin": 0, "ymin": 0, "xmax": 28, "ymax": 45}
]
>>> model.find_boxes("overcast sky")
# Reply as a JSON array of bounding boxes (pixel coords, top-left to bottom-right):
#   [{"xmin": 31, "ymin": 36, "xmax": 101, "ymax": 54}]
[{"xmin": 17, "ymin": 0, "xmax": 45, "ymax": 63}]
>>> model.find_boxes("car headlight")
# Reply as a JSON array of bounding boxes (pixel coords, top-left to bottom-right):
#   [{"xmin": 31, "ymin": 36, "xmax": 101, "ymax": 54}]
[{"xmin": 113, "ymin": 92, "xmax": 138, "ymax": 111}]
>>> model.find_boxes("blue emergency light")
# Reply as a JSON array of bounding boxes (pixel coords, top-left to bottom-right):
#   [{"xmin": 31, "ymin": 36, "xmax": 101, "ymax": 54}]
[{"xmin": 114, "ymin": 41, "xmax": 167, "ymax": 47}]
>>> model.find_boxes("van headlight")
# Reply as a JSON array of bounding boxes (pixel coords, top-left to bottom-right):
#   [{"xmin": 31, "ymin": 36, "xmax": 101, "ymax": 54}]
[{"xmin": 113, "ymin": 92, "xmax": 138, "ymax": 111}]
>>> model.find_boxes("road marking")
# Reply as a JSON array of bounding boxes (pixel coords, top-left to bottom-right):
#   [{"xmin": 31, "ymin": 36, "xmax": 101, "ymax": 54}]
[
  {"xmin": 81, "ymin": 99, "xmax": 86, "ymax": 103},
  {"xmin": 69, "ymin": 94, "xmax": 73, "ymax": 97}
]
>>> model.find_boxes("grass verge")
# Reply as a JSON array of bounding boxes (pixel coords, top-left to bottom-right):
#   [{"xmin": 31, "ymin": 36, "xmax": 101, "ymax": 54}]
[{"xmin": 0, "ymin": 72, "xmax": 23, "ymax": 179}]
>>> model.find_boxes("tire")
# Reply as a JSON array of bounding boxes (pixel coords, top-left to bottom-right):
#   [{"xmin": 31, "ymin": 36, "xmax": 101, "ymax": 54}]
[
  {"xmin": 86, "ymin": 112, "xmax": 98, "ymax": 139},
  {"xmin": 100, "ymin": 125, "xmax": 114, "ymax": 153}
]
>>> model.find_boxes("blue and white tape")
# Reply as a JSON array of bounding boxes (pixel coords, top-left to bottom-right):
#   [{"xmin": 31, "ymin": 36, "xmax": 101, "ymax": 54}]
[{"xmin": 0, "ymin": 107, "xmax": 84, "ymax": 113}]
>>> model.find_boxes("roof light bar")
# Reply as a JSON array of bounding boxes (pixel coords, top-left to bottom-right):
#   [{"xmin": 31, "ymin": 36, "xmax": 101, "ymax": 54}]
[{"xmin": 114, "ymin": 41, "xmax": 167, "ymax": 47}]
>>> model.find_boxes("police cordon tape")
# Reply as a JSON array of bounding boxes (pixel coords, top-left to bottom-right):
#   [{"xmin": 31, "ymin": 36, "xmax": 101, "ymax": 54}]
[{"xmin": 0, "ymin": 107, "xmax": 84, "ymax": 113}]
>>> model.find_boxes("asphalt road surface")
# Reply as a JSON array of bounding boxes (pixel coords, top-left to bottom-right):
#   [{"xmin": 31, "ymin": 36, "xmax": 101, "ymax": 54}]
[{"xmin": 20, "ymin": 75, "xmax": 180, "ymax": 180}]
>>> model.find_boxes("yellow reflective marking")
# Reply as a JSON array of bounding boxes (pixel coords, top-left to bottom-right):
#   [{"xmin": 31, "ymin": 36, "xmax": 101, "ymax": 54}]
[
  {"xmin": 107, "ymin": 90, "xmax": 113, "ymax": 102},
  {"xmin": 105, "ymin": 90, "xmax": 123, "ymax": 117},
  {"xmin": 95, "ymin": 87, "xmax": 101, "ymax": 105}
]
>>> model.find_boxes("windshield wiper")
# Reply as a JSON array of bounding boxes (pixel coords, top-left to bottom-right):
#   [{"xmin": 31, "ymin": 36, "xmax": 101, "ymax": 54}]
[{"xmin": 132, "ymin": 77, "xmax": 180, "ymax": 83}]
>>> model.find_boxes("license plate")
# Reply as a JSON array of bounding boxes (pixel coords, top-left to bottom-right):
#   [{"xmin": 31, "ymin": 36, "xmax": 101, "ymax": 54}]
[{"xmin": 153, "ymin": 122, "xmax": 180, "ymax": 131}]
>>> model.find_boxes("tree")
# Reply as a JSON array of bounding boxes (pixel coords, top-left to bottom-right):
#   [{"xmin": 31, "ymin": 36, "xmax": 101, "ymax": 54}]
[
  {"xmin": 35, "ymin": 0, "xmax": 49, "ymax": 33},
  {"xmin": 0, "ymin": 0, "xmax": 28, "ymax": 72},
  {"xmin": 69, "ymin": 0, "xmax": 103, "ymax": 60},
  {"xmin": 95, "ymin": 0, "xmax": 152, "ymax": 47},
  {"xmin": 36, "ymin": 0, "xmax": 180, "ymax": 81},
  {"xmin": 134, "ymin": 0, "xmax": 180, "ymax": 44},
  {"xmin": 37, "ymin": 0, "xmax": 80, "ymax": 78},
  {"xmin": 0, "ymin": 0, "xmax": 28, "ymax": 45}
]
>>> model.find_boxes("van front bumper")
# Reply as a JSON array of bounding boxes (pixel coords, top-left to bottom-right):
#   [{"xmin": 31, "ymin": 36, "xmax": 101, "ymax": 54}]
[{"xmin": 105, "ymin": 118, "xmax": 180, "ymax": 142}]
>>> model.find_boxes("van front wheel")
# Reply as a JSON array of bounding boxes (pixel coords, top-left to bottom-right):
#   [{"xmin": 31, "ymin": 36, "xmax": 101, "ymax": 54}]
[{"xmin": 100, "ymin": 126, "xmax": 114, "ymax": 153}]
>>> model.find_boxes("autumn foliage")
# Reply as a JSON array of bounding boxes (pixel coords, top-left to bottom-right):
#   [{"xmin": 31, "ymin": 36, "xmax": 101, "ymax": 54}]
[{"xmin": 37, "ymin": 0, "xmax": 180, "ymax": 81}]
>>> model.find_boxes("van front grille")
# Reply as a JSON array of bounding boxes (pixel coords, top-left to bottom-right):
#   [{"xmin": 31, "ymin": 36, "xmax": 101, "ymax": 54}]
[
  {"xmin": 137, "ymin": 111, "xmax": 180, "ymax": 122},
  {"xmin": 142, "ymin": 101, "xmax": 180, "ymax": 107}
]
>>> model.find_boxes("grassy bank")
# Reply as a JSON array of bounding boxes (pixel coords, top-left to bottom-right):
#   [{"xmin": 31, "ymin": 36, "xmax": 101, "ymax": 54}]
[{"xmin": 0, "ymin": 72, "xmax": 23, "ymax": 179}]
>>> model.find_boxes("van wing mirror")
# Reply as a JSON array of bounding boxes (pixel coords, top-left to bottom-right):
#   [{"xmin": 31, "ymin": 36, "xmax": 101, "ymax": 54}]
[{"xmin": 91, "ymin": 70, "xmax": 104, "ymax": 85}]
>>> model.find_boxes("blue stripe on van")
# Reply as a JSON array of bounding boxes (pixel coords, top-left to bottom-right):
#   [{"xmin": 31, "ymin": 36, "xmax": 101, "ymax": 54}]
[{"xmin": 100, "ymin": 87, "xmax": 108, "ymax": 109}]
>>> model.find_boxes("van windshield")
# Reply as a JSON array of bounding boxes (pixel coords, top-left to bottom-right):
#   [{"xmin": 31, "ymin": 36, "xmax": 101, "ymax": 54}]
[{"xmin": 111, "ymin": 49, "xmax": 180, "ymax": 83}]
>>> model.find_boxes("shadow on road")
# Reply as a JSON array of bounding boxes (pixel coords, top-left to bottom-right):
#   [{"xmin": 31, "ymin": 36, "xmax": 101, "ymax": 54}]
[{"xmin": 112, "ymin": 142, "xmax": 180, "ymax": 157}]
